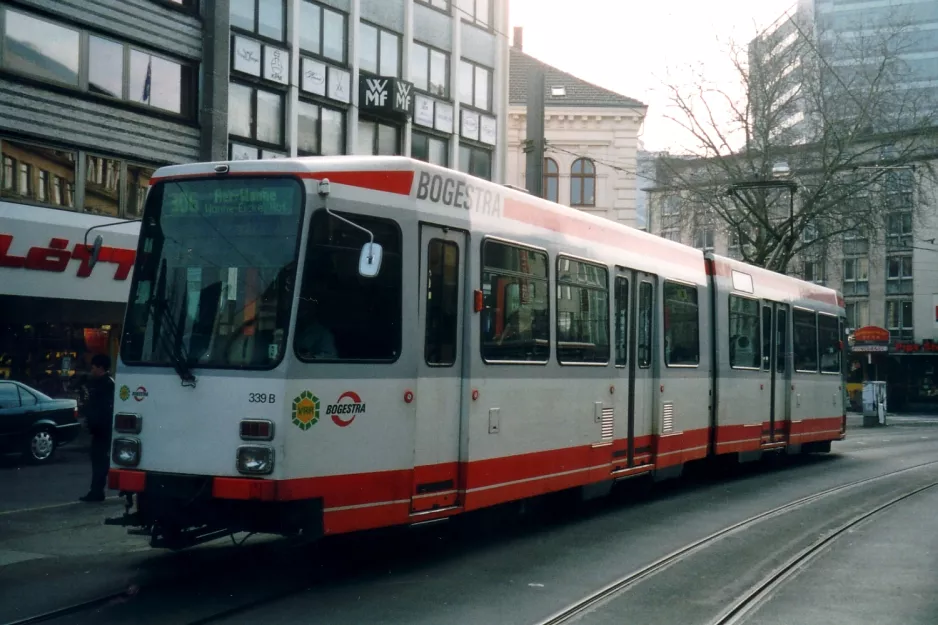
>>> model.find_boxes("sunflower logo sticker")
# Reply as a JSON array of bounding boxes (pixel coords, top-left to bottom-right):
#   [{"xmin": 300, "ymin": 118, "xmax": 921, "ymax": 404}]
[
  {"xmin": 119, "ymin": 385, "xmax": 131, "ymax": 402},
  {"xmin": 292, "ymin": 391, "xmax": 320, "ymax": 431}
]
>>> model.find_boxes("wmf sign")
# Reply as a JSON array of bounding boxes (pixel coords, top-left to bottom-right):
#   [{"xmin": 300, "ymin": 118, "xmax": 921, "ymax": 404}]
[{"xmin": 359, "ymin": 76, "xmax": 414, "ymax": 121}]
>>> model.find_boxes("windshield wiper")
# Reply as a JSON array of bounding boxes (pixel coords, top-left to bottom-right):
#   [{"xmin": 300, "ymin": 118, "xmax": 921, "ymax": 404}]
[{"xmin": 147, "ymin": 292, "xmax": 197, "ymax": 388}]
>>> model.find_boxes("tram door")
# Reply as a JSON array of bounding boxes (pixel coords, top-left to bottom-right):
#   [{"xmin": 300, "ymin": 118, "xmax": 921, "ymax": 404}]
[
  {"xmin": 762, "ymin": 302, "xmax": 790, "ymax": 444},
  {"xmin": 412, "ymin": 225, "xmax": 466, "ymax": 513},
  {"xmin": 620, "ymin": 270, "xmax": 657, "ymax": 467}
]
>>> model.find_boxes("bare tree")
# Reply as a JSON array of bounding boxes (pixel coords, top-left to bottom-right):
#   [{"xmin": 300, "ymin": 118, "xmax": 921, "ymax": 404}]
[{"xmin": 656, "ymin": 11, "xmax": 938, "ymax": 273}]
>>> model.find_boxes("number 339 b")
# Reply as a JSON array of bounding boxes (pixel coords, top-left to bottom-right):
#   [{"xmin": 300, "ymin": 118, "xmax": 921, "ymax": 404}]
[{"xmin": 248, "ymin": 393, "xmax": 276, "ymax": 404}]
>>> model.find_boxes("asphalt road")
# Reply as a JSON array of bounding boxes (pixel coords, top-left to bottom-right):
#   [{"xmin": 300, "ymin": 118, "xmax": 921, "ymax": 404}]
[
  {"xmin": 0, "ymin": 428, "xmax": 107, "ymax": 513},
  {"xmin": 2, "ymin": 416, "xmax": 938, "ymax": 625}
]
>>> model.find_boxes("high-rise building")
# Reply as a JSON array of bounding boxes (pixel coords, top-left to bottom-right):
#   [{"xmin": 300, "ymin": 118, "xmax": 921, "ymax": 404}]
[{"xmin": 0, "ymin": 0, "xmax": 509, "ymax": 390}]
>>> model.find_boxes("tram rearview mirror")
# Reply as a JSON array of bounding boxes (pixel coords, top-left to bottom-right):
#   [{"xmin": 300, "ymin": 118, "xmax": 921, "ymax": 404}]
[
  {"xmin": 89, "ymin": 235, "xmax": 104, "ymax": 270},
  {"xmin": 359, "ymin": 242, "xmax": 383, "ymax": 278}
]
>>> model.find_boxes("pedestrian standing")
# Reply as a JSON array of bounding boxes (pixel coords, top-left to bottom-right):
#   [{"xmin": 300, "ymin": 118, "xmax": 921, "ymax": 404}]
[{"xmin": 80, "ymin": 354, "xmax": 114, "ymax": 503}]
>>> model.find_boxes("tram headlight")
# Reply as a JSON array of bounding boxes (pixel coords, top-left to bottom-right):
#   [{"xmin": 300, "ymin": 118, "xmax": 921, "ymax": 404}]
[
  {"xmin": 112, "ymin": 438, "xmax": 141, "ymax": 467},
  {"xmin": 237, "ymin": 445, "xmax": 274, "ymax": 475}
]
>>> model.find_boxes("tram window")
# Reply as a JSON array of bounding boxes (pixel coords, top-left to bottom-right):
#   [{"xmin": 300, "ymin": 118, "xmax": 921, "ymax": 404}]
[
  {"xmin": 762, "ymin": 305, "xmax": 772, "ymax": 371},
  {"xmin": 556, "ymin": 257, "xmax": 609, "ymax": 364},
  {"xmin": 614, "ymin": 277, "xmax": 629, "ymax": 366},
  {"xmin": 792, "ymin": 309, "xmax": 818, "ymax": 372},
  {"xmin": 777, "ymin": 307, "xmax": 788, "ymax": 373},
  {"xmin": 818, "ymin": 314, "xmax": 841, "ymax": 374},
  {"xmin": 294, "ymin": 210, "xmax": 402, "ymax": 362},
  {"xmin": 637, "ymin": 282, "xmax": 653, "ymax": 368},
  {"xmin": 425, "ymin": 239, "xmax": 459, "ymax": 366},
  {"xmin": 729, "ymin": 296, "xmax": 760, "ymax": 369},
  {"xmin": 481, "ymin": 240, "xmax": 549, "ymax": 363},
  {"xmin": 663, "ymin": 282, "xmax": 699, "ymax": 366}
]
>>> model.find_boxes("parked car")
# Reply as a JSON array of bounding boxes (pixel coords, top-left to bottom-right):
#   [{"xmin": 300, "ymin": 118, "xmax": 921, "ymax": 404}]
[{"xmin": 0, "ymin": 380, "xmax": 80, "ymax": 464}]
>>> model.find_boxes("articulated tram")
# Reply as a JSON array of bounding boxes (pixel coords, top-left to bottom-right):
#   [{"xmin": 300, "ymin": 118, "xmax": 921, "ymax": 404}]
[{"xmin": 104, "ymin": 156, "xmax": 846, "ymax": 549}]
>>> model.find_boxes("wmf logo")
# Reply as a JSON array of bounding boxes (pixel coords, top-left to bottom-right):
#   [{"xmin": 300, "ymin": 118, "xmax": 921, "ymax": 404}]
[
  {"xmin": 364, "ymin": 78, "xmax": 389, "ymax": 107},
  {"xmin": 395, "ymin": 81, "xmax": 412, "ymax": 111}
]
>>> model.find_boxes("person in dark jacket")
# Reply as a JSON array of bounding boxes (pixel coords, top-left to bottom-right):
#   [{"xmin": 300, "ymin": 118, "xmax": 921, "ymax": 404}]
[{"xmin": 80, "ymin": 354, "xmax": 115, "ymax": 502}]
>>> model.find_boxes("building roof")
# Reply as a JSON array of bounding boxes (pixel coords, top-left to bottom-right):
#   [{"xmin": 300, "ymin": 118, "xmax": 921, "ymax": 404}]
[{"xmin": 509, "ymin": 47, "xmax": 646, "ymax": 109}]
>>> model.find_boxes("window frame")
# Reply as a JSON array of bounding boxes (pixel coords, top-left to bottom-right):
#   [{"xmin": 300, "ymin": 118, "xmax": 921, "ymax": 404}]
[
  {"xmin": 359, "ymin": 21, "xmax": 402, "ymax": 78},
  {"xmin": 0, "ymin": 7, "xmax": 196, "ymax": 119},
  {"xmin": 358, "ymin": 117, "xmax": 402, "ymax": 156},
  {"xmin": 411, "ymin": 129, "xmax": 449, "ymax": 166},
  {"xmin": 662, "ymin": 279, "xmax": 700, "ymax": 368},
  {"xmin": 412, "ymin": 40, "xmax": 450, "ymax": 98},
  {"xmin": 614, "ymin": 275, "xmax": 629, "ymax": 367},
  {"xmin": 818, "ymin": 312, "xmax": 842, "ymax": 375},
  {"xmin": 458, "ymin": 141, "xmax": 493, "ymax": 181},
  {"xmin": 458, "ymin": 58, "xmax": 493, "ymax": 111},
  {"xmin": 230, "ymin": 0, "xmax": 287, "ymax": 43},
  {"xmin": 228, "ymin": 80, "xmax": 287, "ymax": 149},
  {"xmin": 479, "ymin": 236, "xmax": 551, "ymax": 365},
  {"xmin": 886, "ymin": 298, "xmax": 914, "ymax": 340},
  {"xmin": 424, "ymin": 237, "xmax": 460, "ymax": 367},
  {"xmin": 728, "ymin": 294, "xmax": 762, "ymax": 370},
  {"xmin": 637, "ymin": 281, "xmax": 654, "ymax": 369},
  {"xmin": 416, "ymin": 0, "xmax": 451, "ymax": 13},
  {"xmin": 543, "ymin": 157, "xmax": 559, "ymax": 203},
  {"xmin": 555, "ymin": 254, "xmax": 611, "ymax": 366},
  {"xmin": 460, "ymin": 0, "xmax": 492, "ymax": 29},
  {"xmin": 296, "ymin": 98, "xmax": 347, "ymax": 156},
  {"xmin": 886, "ymin": 254, "xmax": 913, "ymax": 295},
  {"xmin": 293, "ymin": 208, "xmax": 403, "ymax": 364},
  {"xmin": 842, "ymin": 256, "xmax": 869, "ymax": 296},
  {"xmin": 299, "ymin": 0, "xmax": 348, "ymax": 64},
  {"xmin": 792, "ymin": 306, "xmax": 819, "ymax": 374},
  {"xmin": 570, "ymin": 158, "xmax": 596, "ymax": 207}
]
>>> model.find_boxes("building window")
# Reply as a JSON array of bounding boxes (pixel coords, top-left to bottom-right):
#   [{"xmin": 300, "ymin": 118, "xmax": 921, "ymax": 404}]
[
  {"xmin": 359, "ymin": 22, "xmax": 400, "ymax": 77},
  {"xmin": 297, "ymin": 101, "xmax": 346, "ymax": 156},
  {"xmin": 230, "ymin": 0, "xmax": 285, "ymax": 41},
  {"xmin": 803, "ymin": 259, "xmax": 825, "ymax": 283},
  {"xmin": 843, "ymin": 257, "xmax": 869, "ymax": 296},
  {"xmin": 693, "ymin": 228, "xmax": 714, "ymax": 251},
  {"xmin": 886, "ymin": 255, "xmax": 913, "ymax": 295},
  {"xmin": 458, "ymin": 60, "xmax": 492, "ymax": 111},
  {"xmin": 0, "ymin": 140, "xmax": 76, "ymax": 210},
  {"xmin": 1, "ymin": 10, "xmax": 80, "ymax": 86},
  {"xmin": 886, "ymin": 210, "xmax": 913, "ymax": 250},
  {"xmin": 556, "ymin": 257, "xmax": 609, "ymax": 364},
  {"xmin": 458, "ymin": 143, "xmax": 492, "ymax": 180},
  {"xmin": 412, "ymin": 42, "xmax": 449, "ymax": 97},
  {"xmin": 843, "ymin": 216, "xmax": 869, "ymax": 255},
  {"xmin": 125, "ymin": 163, "xmax": 154, "ymax": 219},
  {"xmin": 886, "ymin": 299, "xmax": 913, "ymax": 340},
  {"xmin": 228, "ymin": 82, "xmax": 284, "ymax": 147},
  {"xmin": 299, "ymin": 1, "xmax": 346, "ymax": 63},
  {"xmin": 412, "ymin": 131, "xmax": 448, "ymax": 166},
  {"xmin": 417, "ymin": 0, "xmax": 450, "ymax": 10},
  {"xmin": 88, "ymin": 36, "xmax": 123, "ymax": 98},
  {"xmin": 425, "ymin": 239, "xmax": 460, "ymax": 366},
  {"xmin": 614, "ymin": 276, "xmax": 629, "ymax": 366},
  {"xmin": 459, "ymin": 0, "xmax": 491, "ymax": 28},
  {"xmin": 661, "ymin": 229, "xmax": 680, "ymax": 243},
  {"xmin": 543, "ymin": 158, "xmax": 559, "ymax": 203},
  {"xmin": 1, "ymin": 9, "xmax": 194, "ymax": 116},
  {"xmin": 480, "ymin": 240, "xmax": 550, "ymax": 363},
  {"xmin": 570, "ymin": 158, "xmax": 595, "ymax": 206},
  {"xmin": 844, "ymin": 300, "xmax": 869, "ymax": 331},
  {"xmin": 358, "ymin": 119, "xmax": 400, "ymax": 155},
  {"xmin": 85, "ymin": 155, "xmax": 121, "ymax": 217}
]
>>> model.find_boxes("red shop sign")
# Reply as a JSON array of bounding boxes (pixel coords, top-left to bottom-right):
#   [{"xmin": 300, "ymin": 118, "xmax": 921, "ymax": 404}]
[{"xmin": 0, "ymin": 233, "xmax": 136, "ymax": 280}]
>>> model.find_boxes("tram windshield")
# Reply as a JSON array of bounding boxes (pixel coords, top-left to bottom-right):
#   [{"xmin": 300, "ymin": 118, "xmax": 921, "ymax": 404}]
[{"xmin": 120, "ymin": 177, "xmax": 304, "ymax": 370}]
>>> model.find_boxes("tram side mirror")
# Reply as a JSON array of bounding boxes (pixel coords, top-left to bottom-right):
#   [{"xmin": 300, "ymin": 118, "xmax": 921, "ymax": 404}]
[
  {"xmin": 358, "ymin": 242, "xmax": 383, "ymax": 278},
  {"xmin": 88, "ymin": 235, "xmax": 104, "ymax": 271}
]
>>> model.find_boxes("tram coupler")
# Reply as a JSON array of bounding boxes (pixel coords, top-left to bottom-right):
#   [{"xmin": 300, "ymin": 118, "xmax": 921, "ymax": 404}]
[{"xmin": 104, "ymin": 491, "xmax": 142, "ymax": 527}]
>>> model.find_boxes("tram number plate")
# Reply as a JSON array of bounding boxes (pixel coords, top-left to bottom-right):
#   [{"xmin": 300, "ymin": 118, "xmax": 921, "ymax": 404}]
[{"xmin": 248, "ymin": 393, "xmax": 276, "ymax": 404}]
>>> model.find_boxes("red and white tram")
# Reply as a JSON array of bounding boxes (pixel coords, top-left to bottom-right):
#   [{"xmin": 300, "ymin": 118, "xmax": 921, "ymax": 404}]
[{"xmin": 103, "ymin": 156, "xmax": 846, "ymax": 548}]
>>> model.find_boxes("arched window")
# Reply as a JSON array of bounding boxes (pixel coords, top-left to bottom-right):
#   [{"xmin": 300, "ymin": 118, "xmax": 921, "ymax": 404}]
[
  {"xmin": 543, "ymin": 158, "xmax": 559, "ymax": 202},
  {"xmin": 571, "ymin": 158, "xmax": 595, "ymax": 206}
]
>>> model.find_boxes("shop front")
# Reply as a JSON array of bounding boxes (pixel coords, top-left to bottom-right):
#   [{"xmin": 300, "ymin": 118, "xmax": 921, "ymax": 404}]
[
  {"xmin": 0, "ymin": 200, "xmax": 138, "ymax": 400},
  {"xmin": 886, "ymin": 340, "xmax": 938, "ymax": 412}
]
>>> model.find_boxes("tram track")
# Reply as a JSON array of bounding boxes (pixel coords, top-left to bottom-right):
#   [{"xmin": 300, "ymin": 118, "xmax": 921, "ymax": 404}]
[
  {"xmin": 534, "ymin": 458, "xmax": 938, "ymax": 625},
  {"xmin": 7, "ymin": 458, "xmax": 938, "ymax": 625}
]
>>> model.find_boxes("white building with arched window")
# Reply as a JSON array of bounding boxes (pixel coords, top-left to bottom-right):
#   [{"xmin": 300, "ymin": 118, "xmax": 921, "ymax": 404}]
[{"xmin": 506, "ymin": 28, "xmax": 646, "ymax": 227}]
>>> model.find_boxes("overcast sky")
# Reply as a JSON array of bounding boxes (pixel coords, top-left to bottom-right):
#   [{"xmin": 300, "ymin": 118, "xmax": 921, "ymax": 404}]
[{"xmin": 508, "ymin": 0, "xmax": 795, "ymax": 153}]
